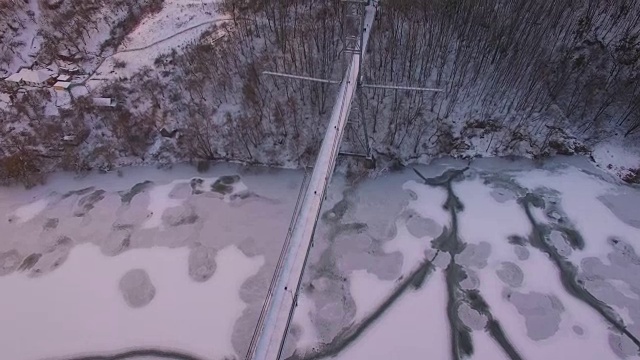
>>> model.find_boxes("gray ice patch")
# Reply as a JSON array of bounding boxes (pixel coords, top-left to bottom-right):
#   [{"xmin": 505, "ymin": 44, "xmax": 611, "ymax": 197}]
[
  {"xmin": 507, "ymin": 291, "xmax": 564, "ymax": 340},
  {"xmin": 514, "ymin": 245, "xmax": 530, "ymax": 260},
  {"xmin": 119, "ymin": 269, "xmax": 156, "ymax": 308},
  {"xmin": 17, "ymin": 253, "xmax": 41, "ymax": 272},
  {"xmin": 425, "ymin": 249, "xmax": 450, "ymax": 269},
  {"xmin": 188, "ymin": 245, "xmax": 217, "ymax": 282},
  {"xmin": 0, "ymin": 250, "xmax": 21, "ymax": 276},
  {"xmin": 548, "ymin": 230, "xmax": 572, "ymax": 257},
  {"xmin": 102, "ymin": 230, "xmax": 131, "ymax": 256},
  {"xmin": 42, "ymin": 218, "xmax": 59, "ymax": 231},
  {"xmin": 73, "ymin": 190, "xmax": 106, "ymax": 217},
  {"xmin": 28, "ymin": 236, "xmax": 74, "ymax": 277},
  {"xmin": 406, "ymin": 215, "xmax": 442, "ymax": 238},
  {"xmin": 490, "ymin": 188, "xmax": 517, "ymax": 203},
  {"xmin": 496, "ymin": 261, "xmax": 524, "ymax": 288},
  {"xmin": 168, "ymin": 182, "xmax": 192, "ymax": 199},
  {"xmin": 119, "ymin": 181, "xmax": 153, "ymax": 205},
  {"xmin": 608, "ymin": 238, "xmax": 640, "ymax": 267},
  {"xmin": 163, "ymin": 205, "xmax": 199, "ymax": 227},
  {"xmin": 599, "ymin": 192, "xmax": 640, "ymax": 229},
  {"xmin": 460, "ymin": 268, "xmax": 480, "ymax": 290},
  {"xmin": 308, "ymin": 277, "xmax": 357, "ymax": 343},
  {"xmin": 572, "ymin": 325, "xmax": 584, "ymax": 336},
  {"xmin": 456, "ymin": 242, "xmax": 491, "ymax": 269},
  {"xmin": 458, "ymin": 302, "xmax": 487, "ymax": 330},
  {"xmin": 609, "ymin": 333, "xmax": 638, "ymax": 359}
]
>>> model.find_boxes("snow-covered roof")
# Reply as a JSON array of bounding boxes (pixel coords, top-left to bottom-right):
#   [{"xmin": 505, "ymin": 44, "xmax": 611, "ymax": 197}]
[
  {"xmin": 4, "ymin": 73, "xmax": 22, "ymax": 83},
  {"xmin": 18, "ymin": 69, "xmax": 53, "ymax": 84},
  {"xmin": 93, "ymin": 97, "xmax": 116, "ymax": 107},
  {"xmin": 54, "ymin": 81, "xmax": 72, "ymax": 89},
  {"xmin": 4, "ymin": 69, "xmax": 54, "ymax": 84},
  {"xmin": 57, "ymin": 74, "xmax": 71, "ymax": 81}
]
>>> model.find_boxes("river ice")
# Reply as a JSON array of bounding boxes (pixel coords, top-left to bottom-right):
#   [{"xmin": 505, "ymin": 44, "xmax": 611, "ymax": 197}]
[
  {"xmin": 0, "ymin": 163, "xmax": 304, "ymax": 360},
  {"xmin": 283, "ymin": 157, "xmax": 640, "ymax": 360},
  {"xmin": 1, "ymin": 158, "xmax": 639, "ymax": 360}
]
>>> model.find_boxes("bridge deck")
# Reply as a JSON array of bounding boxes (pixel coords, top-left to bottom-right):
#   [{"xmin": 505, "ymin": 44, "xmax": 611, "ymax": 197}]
[{"xmin": 247, "ymin": 2, "xmax": 378, "ymax": 359}]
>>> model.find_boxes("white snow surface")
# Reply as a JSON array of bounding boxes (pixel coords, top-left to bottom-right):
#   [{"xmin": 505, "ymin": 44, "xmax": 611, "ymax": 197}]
[
  {"xmin": 592, "ymin": 141, "xmax": 640, "ymax": 179},
  {"xmin": 287, "ymin": 159, "xmax": 640, "ymax": 360},
  {"xmin": 0, "ymin": 243, "xmax": 264, "ymax": 360},
  {"xmin": 89, "ymin": 0, "xmax": 226, "ymax": 81},
  {"xmin": 9, "ymin": 198, "xmax": 49, "ymax": 224},
  {"xmin": 514, "ymin": 167, "xmax": 640, "ymax": 261},
  {"xmin": 335, "ymin": 270, "xmax": 449, "ymax": 360},
  {"xmin": 349, "ymin": 270, "xmax": 395, "ymax": 322}
]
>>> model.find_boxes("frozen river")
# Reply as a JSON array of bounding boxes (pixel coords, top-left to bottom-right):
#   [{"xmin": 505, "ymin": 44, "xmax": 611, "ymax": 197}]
[{"xmin": 0, "ymin": 157, "xmax": 639, "ymax": 360}]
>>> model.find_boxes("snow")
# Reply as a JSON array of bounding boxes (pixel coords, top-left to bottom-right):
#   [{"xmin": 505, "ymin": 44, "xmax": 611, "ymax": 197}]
[
  {"xmin": 592, "ymin": 142, "xmax": 640, "ymax": 180},
  {"xmin": 402, "ymin": 180, "xmax": 450, "ymax": 228},
  {"xmin": 0, "ymin": 243, "xmax": 264, "ymax": 360},
  {"xmin": 9, "ymin": 198, "xmax": 49, "ymax": 224},
  {"xmin": 142, "ymin": 176, "xmax": 250, "ymax": 229},
  {"xmin": 142, "ymin": 180, "xmax": 185, "ymax": 229},
  {"xmin": 383, "ymin": 220, "xmax": 431, "ymax": 274},
  {"xmin": 349, "ymin": 270, "xmax": 395, "ymax": 322},
  {"xmin": 335, "ymin": 270, "xmax": 449, "ymax": 360},
  {"xmin": 514, "ymin": 167, "xmax": 640, "ymax": 261},
  {"xmin": 454, "ymin": 177, "xmax": 531, "ymax": 258},
  {"xmin": 89, "ymin": 0, "xmax": 226, "ymax": 81},
  {"xmin": 475, "ymin": 248, "xmax": 619, "ymax": 360},
  {"xmin": 470, "ymin": 330, "xmax": 510, "ymax": 360},
  {"xmin": 292, "ymin": 293, "xmax": 319, "ymax": 349},
  {"xmin": 286, "ymin": 159, "xmax": 640, "ymax": 359}
]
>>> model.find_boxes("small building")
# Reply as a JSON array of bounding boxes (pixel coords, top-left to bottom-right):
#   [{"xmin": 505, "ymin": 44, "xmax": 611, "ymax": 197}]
[
  {"xmin": 53, "ymin": 81, "xmax": 72, "ymax": 91},
  {"xmin": 4, "ymin": 73, "xmax": 22, "ymax": 84},
  {"xmin": 3, "ymin": 68, "xmax": 54, "ymax": 86},
  {"xmin": 59, "ymin": 66, "xmax": 81, "ymax": 74},
  {"xmin": 57, "ymin": 74, "xmax": 71, "ymax": 82},
  {"xmin": 92, "ymin": 97, "xmax": 116, "ymax": 107}
]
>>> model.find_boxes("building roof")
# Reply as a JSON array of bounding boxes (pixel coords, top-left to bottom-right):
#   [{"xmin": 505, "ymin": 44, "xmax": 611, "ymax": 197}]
[
  {"xmin": 57, "ymin": 74, "xmax": 71, "ymax": 81},
  {"xmin": 19, "ymin": 68, "xmax": 53, "ymax": 83},
  {"xmin": 54, "ymin": 81, "xmax": 72, "ymax": 89},
  {"xmin": 4, "ymin": 68, "xmax": 54, "ymax": 84},
  {"xmin": 93, "ymin": 97, "xmax": 116, "ymax": 107},
  {"xmin": 4, "ymin": 73, "xmax": 22, "ymax": 83}
]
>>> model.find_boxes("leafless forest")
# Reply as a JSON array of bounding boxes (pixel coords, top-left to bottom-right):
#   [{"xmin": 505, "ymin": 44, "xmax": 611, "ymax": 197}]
[{"xmin": 1, "ymin": 0, "xmax": 639, "ymax": 186}]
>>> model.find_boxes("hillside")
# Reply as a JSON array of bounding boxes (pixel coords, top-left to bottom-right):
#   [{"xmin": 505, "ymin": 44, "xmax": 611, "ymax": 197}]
[{"xmin": 0, "ymin": 0, "xmax": 639, "ymax": 187}]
